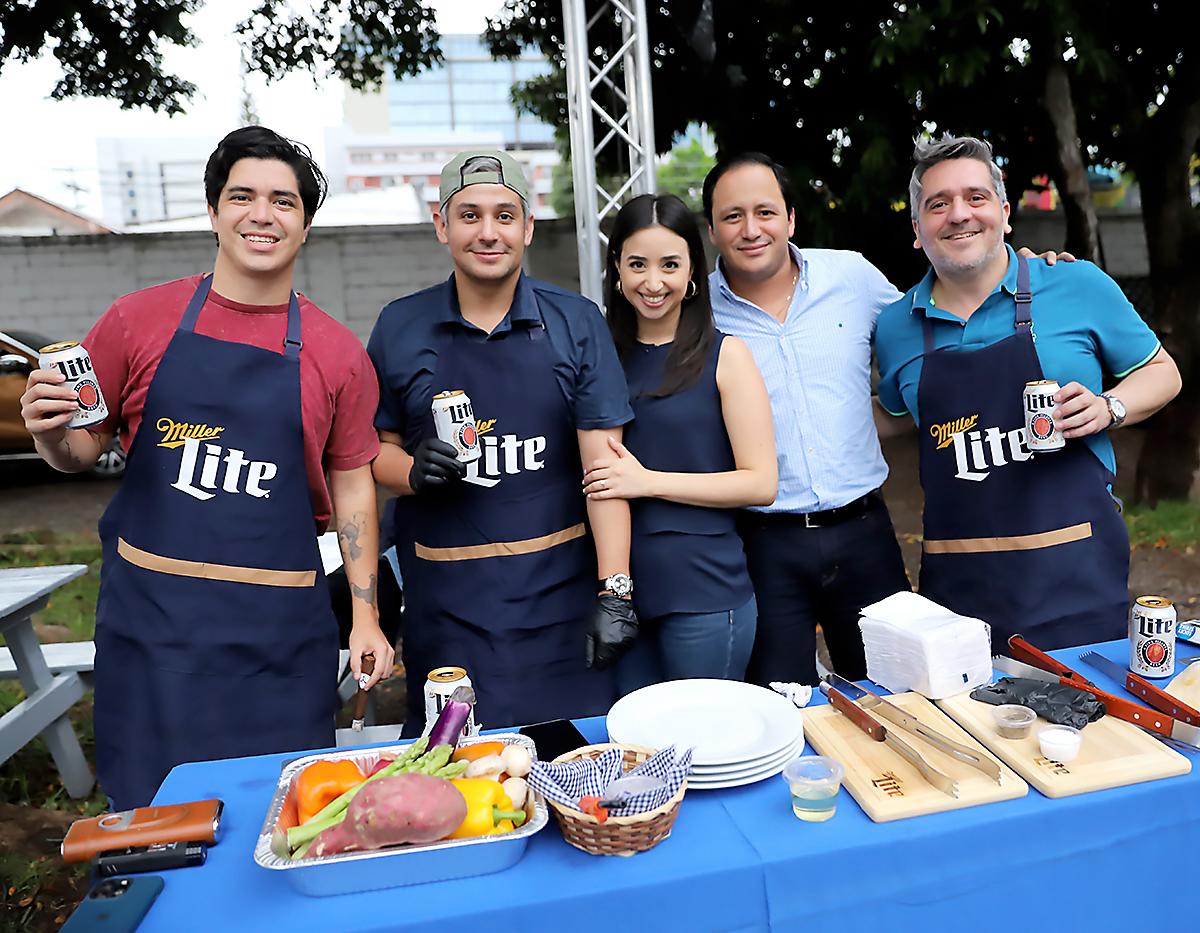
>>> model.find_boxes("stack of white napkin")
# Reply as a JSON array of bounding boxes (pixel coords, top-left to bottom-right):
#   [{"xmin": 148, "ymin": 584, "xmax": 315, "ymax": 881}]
[{"xmin": 857, "ymin": 591, "xmax": 993, "ymax": 699}]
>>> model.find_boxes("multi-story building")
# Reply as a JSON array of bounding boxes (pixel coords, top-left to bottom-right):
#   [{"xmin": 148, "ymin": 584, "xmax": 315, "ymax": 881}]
[
  {"xmin": 95, "ymin": 137, "xmax": 218, "ymax": 227},
  {"xmin": 327, "ymin": 34, "xmax": 560, "ymax": 217}
]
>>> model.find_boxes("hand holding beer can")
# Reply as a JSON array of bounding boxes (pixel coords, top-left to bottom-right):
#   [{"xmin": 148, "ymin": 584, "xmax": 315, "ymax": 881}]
[
  {"xmin": 1024, "ymin": 380, "xmax": 1064, "ymax": 452},
  {"xmin": 432, "ymin": 390, "xmax": 481, "ymax": 463},
  {"xmin": 38, "ymin": 342, "xmax": 109, "ymax": 429}
]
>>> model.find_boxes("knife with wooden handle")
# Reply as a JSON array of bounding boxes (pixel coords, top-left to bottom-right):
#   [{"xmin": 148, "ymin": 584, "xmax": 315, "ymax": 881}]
[
  {"xmin": 821, "ymin": 683, "xmax": 959, "ymax": 798},
  {"xmin": 1077, "ymin": 650, "xmax": 1200, "ymax": 726},
  {"xmin": 991, "ymin": 653, "xmax": 1200, "ymax": 747},
  {"xmin": 823, "ymin": 674, "xmax": 1003, "ymax": 783}
]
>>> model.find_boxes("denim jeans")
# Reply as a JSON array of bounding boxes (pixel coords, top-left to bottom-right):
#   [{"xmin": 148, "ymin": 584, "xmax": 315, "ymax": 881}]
[{"xmin": 617, "ymin": 595, "xmax": 757, "ymax": 696}]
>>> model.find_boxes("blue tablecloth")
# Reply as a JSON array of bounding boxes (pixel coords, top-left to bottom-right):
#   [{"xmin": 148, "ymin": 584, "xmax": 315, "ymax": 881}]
[{"xmin": 141, "ymin": 639, "xmax": 1200, "ymax": 932}]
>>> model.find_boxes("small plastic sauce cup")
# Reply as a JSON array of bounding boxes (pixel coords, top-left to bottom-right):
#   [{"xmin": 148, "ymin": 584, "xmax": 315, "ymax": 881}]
[
  {"xmin": 993, "ymin": 704, "xmax": 1036, "ymax": 739},
  {"xmin": 782, "ymin": 756, "xmax": 844, "ymax": 822},
  {"xmin": 1038, "ymin": 725, "xmax": 1083, "ymax": 762}
]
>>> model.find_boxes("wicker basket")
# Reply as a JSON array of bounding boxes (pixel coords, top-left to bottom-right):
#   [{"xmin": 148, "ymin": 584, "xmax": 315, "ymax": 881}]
[{"xmin": 547, "ymin": 742, "xmax": 686, "ymax": 857}]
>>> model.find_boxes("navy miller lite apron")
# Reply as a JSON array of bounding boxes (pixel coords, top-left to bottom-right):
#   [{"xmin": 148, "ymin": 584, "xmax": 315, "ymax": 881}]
[
  {"xmin": 94, "ymin": 276, "xmax": 335, "ymax": 808},
  {"xmin": 399, "ymin": 283, "xmax": 612, "ymax": 735},
  {"xmin": 916, "ymin": 255, "xmax": 1129, "ymax": 649}
]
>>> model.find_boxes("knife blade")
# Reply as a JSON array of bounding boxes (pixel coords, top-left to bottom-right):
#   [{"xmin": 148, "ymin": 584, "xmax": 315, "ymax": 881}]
[
  {"xmin": 824, "ymin": 674, "xmax": 1003, "ymax": 783},
  {"xmin": 992, "ymin": 654, "xmax": 1200, "ymax": 747},
  {"xmin": 820, "ymin": 683, "xmax": 959, "ymax": 798},
  {"xmin": 1077, "ymin": 650, "xmax": 1200, "ymax": 726}
]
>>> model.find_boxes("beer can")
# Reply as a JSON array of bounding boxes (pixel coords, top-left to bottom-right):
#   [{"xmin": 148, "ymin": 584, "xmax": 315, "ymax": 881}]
[
  {"xmin": 1176, "ymin": 621, "xmax": 1200, "ymax": 647},
  {"xmin": 38, "ymin": 342, "xmax": 109, "ymax": 429},
  {"xmin": 1023, "ymin": 380, "xmax": 1064, "ymax": 452},
  {"xmin": 1129, "ymin": 595, "xmax": 1177, "ymax": 678},
  {"xmin": 431, "ymin": 390, "xmax": 481, "ymax": 464},
  {"xmin": 423, "ymin": 666, "xmax": 479, "ymax": 739}
]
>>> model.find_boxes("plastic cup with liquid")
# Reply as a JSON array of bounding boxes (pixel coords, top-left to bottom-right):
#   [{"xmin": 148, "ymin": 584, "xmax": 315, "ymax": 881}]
[{"xmin": 782, "ymin": 756, "xmax": 844, "ymax": 822}]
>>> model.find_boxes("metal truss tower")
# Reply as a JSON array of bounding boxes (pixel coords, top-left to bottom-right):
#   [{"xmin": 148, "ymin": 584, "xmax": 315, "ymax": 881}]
[{"xmin": 561, "ymin": 0, "xmax": 658, "ymax": 305}]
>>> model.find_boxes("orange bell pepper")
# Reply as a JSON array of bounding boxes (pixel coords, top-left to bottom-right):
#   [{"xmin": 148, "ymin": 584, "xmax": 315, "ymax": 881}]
[
  {"xmin": 295, "ymin": 760, "xmax": 365, "ymax": 825},
  {"xmin": 450, "ymin": 741, "xmax": 507, "ymax": 763}
]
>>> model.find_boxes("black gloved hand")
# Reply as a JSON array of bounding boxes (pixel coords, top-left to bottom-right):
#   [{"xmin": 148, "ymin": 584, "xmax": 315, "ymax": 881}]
[
  {"xmin": 585, "ymin": 594, "xmax": 639, "ymax": 670},
  {"xmin": 408, "ymin": 437, "xmax": 466, "ymax": 494}
]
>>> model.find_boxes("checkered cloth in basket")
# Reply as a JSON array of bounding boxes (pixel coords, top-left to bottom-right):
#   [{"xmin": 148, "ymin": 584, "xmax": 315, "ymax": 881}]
[{"xmin": 528, "ymin": 745, "xmax": 692, "ymax": 814}]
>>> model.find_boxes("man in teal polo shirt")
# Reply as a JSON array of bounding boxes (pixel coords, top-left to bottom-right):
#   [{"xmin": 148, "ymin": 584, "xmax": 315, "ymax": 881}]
[{"xmin": 875, "ymin": 133, "xmax": 1181, "ymax": 649}]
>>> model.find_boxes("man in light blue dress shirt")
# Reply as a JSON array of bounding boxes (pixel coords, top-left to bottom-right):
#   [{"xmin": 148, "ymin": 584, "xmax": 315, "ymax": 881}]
[{"xmin": 703, "ymin": 153, "xmax": 911, "ymax": 686}]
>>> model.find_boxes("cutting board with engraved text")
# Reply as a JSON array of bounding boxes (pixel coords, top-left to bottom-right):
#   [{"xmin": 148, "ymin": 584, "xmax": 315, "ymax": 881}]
[
  {"xmin": 803, "ymin": 692, "xmax": 1028, "ymax": 822},
  {"xmin": 936, "ymin": 692, "xmax": 1191, "ymax": 798}
]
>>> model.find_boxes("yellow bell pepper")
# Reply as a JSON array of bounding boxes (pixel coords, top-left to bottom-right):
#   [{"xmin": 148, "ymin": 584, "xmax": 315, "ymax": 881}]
[
  {"xmin": 449, "ymin": 778, "xmax": 528, "ymax": 838},
  {"xmin": 295, "ymin": 760, "xmax": 365, "ymax": 825}
]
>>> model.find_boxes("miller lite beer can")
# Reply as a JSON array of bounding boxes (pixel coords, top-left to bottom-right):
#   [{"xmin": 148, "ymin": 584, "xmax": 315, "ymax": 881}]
[
  {"xmin": 423, "ymin": 666, "xmax": 479, "ymax": 739},
  {"xmin": 1129, "ymin": 595, "xmax": 1177, "ymax": 678},
  {"xmin": 431, "ymin": 390, "xmax": 481, "ymax": 464},
  {"xmin": 38, "ymin": 342, "xmax": 108, "ymax": 429},
  {"xmin": 1023, "ymin": 380, "xmax": 1064, "ymax": 452},
  {"xmin": 1177, "ymin": 621, "xmax": 1200, "ymax": 647}
]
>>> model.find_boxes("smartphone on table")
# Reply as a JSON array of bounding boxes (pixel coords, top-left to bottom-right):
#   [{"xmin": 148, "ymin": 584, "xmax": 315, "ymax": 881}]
[
  {"xmin": 61, "ymin": 876, "xmax": 163, "ymax": 933},
  {"xmin": 518, "ymin": 718, "xmax": 591, "ymax": 761}
]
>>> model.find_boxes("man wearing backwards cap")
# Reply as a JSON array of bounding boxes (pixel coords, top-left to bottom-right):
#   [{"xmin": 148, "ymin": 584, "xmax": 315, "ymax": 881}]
[{"xmin": 369, "ymin": 150, "xmax": 637, "ymax": 732}]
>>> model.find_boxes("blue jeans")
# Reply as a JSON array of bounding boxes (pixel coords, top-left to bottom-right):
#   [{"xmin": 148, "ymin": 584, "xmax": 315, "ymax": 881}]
[{"xmin": 617, "ymin": 595, "xmax": 757, "ymax": 696}]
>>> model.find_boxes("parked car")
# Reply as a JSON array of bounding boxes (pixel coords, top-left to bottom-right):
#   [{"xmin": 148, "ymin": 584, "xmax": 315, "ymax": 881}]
[{"xmin": 0, "ymin": 329, "xmax": 126, "ymax": 478}]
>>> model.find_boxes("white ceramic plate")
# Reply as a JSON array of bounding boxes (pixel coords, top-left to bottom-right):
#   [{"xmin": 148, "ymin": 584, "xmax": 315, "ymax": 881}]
[
  {"xmin": 685, "ymin": 754, "xmax": 795, "ymax": 790},
  {"xmin": 689, "ymin": 735, "xmax": 803, "ymax": 780},
  {"xmin": 607, "ymin": 679, "xmax": 804, "ymax": 767}
]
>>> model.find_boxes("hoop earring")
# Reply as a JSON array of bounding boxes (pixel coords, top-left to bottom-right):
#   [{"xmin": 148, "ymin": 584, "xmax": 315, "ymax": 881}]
[{"xmin": 685, "ymin": 280, "xmax": 698, "ymax": 299}]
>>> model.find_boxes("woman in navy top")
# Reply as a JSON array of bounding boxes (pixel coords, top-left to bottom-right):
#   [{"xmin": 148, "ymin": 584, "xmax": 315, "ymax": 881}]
[{"xmin": 583, "ymin": 194, "xmax": 776, "ymax": 692}]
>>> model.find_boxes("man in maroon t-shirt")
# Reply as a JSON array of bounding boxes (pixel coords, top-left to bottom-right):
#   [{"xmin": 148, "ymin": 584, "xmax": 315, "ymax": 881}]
[{"xmin": 20, "ymin": 127, "xmax": 388, "ymax": 805}]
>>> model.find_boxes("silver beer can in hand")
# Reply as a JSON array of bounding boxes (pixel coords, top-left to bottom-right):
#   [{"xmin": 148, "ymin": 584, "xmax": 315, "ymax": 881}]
[
  {"xmin": 1130, "ymin": 595, "xmax": 1177, "ymax": 678},
  {"xmin": 1023, "ymin": 379, "xmax": 1064, "ymax": 452},
  {"xmin": 38, "ymin": 341, "xmax": 109, "ymax": 429},
  {"xmin": 423, "ymin": 666, "xmax": 480, "ymax": 739},
  {"xmin": 431, "ymin": 390, "xmax": 481, "ymax": 463}
]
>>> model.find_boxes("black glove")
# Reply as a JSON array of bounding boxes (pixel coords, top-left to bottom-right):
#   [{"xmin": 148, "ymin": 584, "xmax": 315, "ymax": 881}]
[
  {"xmin": 585, "ymin": 594, "xmax": 639, "ymax": 670},
  {"xmin": 408, "ymin": 437, "xmax": 466, "ymax": 494}
]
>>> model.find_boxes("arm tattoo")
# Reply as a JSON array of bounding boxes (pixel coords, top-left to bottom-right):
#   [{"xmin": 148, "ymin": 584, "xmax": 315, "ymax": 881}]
[
  {"xmin": 351, "ymin": 573, "xmax": 378, "ymax": 608},
  {"xmin": 338, "ymin": 518, "xmax": 365, "ymax": 561}
]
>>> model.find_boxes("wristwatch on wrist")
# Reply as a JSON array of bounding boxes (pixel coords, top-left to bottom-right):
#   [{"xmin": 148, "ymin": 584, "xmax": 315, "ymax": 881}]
[
  {"xmin": 598, "ymin": 573, "xmax": 633, "ymax": 599},
  {"xmin": 1100, "ymin": 393, "xmax": 1127, "ymax": 429}
]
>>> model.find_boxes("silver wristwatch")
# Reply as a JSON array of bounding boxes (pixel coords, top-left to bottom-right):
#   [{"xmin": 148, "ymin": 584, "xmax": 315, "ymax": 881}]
[
  {"xmin": 1100, "ymin": 393, "xmax": 1127, "ymax": 429},
  {"xmin": 598, "ymin": 573, "xmax": 633, "ymax": 598}
]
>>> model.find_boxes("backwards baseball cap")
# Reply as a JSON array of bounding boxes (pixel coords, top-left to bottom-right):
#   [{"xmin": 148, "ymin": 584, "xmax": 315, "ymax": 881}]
[{"xmin": 439, "ymin": 150, "xmax": 530, "ymax": 211}]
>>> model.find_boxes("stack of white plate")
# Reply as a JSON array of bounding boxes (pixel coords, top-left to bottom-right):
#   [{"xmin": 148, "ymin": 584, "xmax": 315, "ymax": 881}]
[{"xmin": 606, "ymin": 679, "xmax": 805, "ymax": 790}]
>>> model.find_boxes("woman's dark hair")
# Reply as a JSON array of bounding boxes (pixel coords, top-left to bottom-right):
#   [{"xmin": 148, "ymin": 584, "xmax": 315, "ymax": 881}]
[
  {"xmin": 702, "ymin": 152, "xmax": 794, "ymax": 224},
  {"xmin": 204, "ymin": 125, "xmax": 328, "ymax": 226},
  {"xmin": 604, "ymin": 193, "xmax": 715, "ymax": 397}
]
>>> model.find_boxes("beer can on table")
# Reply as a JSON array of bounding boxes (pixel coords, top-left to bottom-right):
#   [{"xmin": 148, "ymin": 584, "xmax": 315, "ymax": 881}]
[
  {"xmin": 1177, "ymin": 621, "xmax": 1200, "ymax": 647},
  {"xmin": 38, "ymin": 342, "xmax": 108, "ymax": 429},
  {"xmin": 1023, "ymin": 380, "xmax": 1064, "ymax": 452},
  {"xmin": 1130, "ymin": 595, "xmax": 1177, "ymax": 678},
  {"xmin": 423, "ymin": 666, "xmax": 479, "ymax": 739},
  {"xmin": 431, "ymin": 390, "xmax": 481, "ymax": 463}
]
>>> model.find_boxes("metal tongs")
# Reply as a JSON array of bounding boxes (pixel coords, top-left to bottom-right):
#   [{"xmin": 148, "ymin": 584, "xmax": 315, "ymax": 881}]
[
  {"xmin": 823, "ymin": 673, "xmax": 1002, "ymax": 784},
  {"xmin": 819, "ymin": 682, "xmax": 960, "ymax": 798}
]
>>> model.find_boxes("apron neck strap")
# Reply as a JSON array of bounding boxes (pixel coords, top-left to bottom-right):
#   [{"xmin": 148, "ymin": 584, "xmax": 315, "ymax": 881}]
[
  {"xmin": 920, "ymin": 253, "xmax": 1034, "ymax": 353},
  {"xmin": 180, "ymin": 275, "xmax": 303, "ymax": 360}
]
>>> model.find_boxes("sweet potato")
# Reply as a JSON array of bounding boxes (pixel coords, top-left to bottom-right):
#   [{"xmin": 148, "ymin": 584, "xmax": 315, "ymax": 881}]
[{"xmin": 309, "ymin": 773, "xmax": 467, "ymax": 857}]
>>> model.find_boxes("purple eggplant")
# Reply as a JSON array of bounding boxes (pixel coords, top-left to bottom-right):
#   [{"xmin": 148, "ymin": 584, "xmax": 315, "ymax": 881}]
[{"xmin": 427, "ymin": 685, "xmax": 476, "ymax": 749}]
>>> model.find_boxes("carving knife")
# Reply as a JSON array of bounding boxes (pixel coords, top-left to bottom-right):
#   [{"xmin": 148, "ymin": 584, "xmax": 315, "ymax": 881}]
[
  {"xmin": 1077, "ymin": 650, "xmax": 1200, "ymax": 726},
  {"xmin": 823, "ymin": 674, "xmax": 1002, "ymax": 783},
  {"xmin": 991, "ymin": 653, "xmax": 1200, "ymax": 748},
  {"xmin": 820, "ymin": 683, "xmax": 959, "ymax": 798}
]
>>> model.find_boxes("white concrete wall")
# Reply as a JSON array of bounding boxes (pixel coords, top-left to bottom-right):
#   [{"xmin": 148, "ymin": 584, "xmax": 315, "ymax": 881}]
[{"xmin": 0, "ymin": 220, "xmax": 586, "ymax": 343}]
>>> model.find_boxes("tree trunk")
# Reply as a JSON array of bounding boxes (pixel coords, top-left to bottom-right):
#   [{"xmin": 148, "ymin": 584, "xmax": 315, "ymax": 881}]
[
  {"xmin": 1042, "ymin": 59, "xmax": 1101, "ymax": 262},
  {"xmin": 1130, "ymin": 65, "xmax": 1200, "ymax": 505}
]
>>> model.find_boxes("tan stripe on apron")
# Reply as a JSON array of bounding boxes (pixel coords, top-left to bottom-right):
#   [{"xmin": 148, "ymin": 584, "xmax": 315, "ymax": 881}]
[
  {"xmin": 922, "ymin": 521, "xmax": 1093, "ymax": 555},
  {"xmin": 117, "ymin": 537, "xmax": 317, "ymax": 587},
  {"xmin": 414, "ymin": 522, "xmax": 587, "ymax": 562}
]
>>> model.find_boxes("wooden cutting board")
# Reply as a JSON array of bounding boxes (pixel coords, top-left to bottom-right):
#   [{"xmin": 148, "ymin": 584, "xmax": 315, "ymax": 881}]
[
  {"xmin": 936, "ymin": 692, "xmax": 1192, "ymax": 798},
  {"xmin": 803, "ymin": 692, "xmax": 1028, "ymax": 822}
]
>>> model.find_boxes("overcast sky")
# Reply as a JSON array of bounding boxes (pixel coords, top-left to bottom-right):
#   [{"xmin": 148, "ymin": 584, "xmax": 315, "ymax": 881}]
[{"xmin": 0, "ymin": 0, "xmax": 504, "ymax": 220}]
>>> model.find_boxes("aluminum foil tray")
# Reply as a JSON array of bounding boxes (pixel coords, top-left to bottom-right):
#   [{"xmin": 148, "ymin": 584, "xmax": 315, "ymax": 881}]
[{"xmin": 253, "ymin": 732, "xmax": 546, "ymax": 896}]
